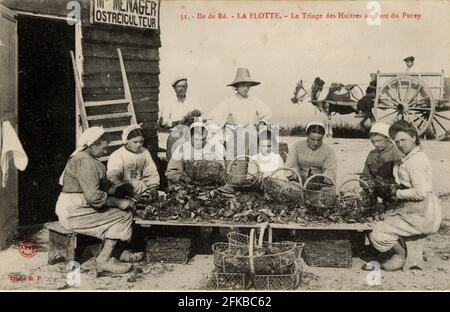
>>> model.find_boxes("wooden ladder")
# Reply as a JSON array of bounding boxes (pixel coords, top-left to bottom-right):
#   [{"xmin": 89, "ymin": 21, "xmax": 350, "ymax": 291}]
[{"xmin": 70, "ymin": 48, "xmax": 137, "ymax": 161}]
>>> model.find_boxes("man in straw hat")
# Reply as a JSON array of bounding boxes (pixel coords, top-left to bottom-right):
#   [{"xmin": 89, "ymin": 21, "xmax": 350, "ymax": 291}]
[
  {"xmin": 209, "ymin": 68, "xmax": 272, "ymax": 127},
  {"xmin": 209, "ymin": 68, "xmax": 272, "ymax": 193}
]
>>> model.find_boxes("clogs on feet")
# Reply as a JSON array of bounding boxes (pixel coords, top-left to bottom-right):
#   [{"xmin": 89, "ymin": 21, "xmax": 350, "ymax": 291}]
[
  {"xmin": 97, "ymin": 257, "xmax": 132, "ymax": 274},
  {"xmin": 381, "ymin": 254, "xmax": 406, "ymax": 272},
  {"xmin": 119, "ymin": 250, "xmax": 144, "ymax": 263}
]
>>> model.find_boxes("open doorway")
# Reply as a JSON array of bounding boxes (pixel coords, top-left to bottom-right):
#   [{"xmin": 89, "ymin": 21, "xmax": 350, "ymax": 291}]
[{"xmin": 18, "ymin": 15, "xmax": 76, "ymax": 225}]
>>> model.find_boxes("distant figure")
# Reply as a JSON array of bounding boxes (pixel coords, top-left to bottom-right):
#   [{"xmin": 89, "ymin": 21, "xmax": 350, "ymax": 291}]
[
  {"xmin": 403, "ymin": 56, "xmax": 415, "ymax": 73},
  {"xmin": 356, "ymin": 73, "xmax": 377, "ymax": 126}
]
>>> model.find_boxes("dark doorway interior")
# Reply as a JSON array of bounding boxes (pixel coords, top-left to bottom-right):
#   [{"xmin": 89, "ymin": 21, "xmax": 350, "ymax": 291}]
[{"xmin": 18, "ymin": 16, "xmax": 75, "ymax": 225}]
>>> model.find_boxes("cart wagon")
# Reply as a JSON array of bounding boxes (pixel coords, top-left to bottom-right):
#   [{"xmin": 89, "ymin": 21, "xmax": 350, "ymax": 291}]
[{"xmin": 373, "ymin": 70, "xmax": 450, "ymax": 140}]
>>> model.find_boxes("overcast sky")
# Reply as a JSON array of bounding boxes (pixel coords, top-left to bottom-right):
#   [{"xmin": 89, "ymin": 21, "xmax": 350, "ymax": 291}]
[{"xmin": 159, "ymin": 0, "xmax": 450, "ymax": 126}]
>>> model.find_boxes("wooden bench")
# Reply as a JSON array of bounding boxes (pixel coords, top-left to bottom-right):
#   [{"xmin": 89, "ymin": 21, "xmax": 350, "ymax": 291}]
[{"xmin": 47, "ymin": 222, "xmax": 78, "ymax": 265}]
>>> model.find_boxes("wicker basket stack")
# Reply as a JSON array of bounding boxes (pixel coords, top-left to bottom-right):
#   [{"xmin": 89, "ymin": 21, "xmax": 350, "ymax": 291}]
[{"xmin": 210, "ymin": 229, "xmax": 304, "ymax": 290}]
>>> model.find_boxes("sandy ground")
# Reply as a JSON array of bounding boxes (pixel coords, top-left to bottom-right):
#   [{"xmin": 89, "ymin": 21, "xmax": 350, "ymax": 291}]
[{"xmin": 0, "ymin": 138, "xmax": 449, "ymax": 291}]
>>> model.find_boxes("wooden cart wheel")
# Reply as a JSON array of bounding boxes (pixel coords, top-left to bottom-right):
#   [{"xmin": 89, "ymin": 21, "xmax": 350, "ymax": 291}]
[
  {"xmin": 374, "ymin": 76, "xmax": 435, "ymax": 136},
  {"xmin": 430, "ymin": 105, "xmax": 450, "ymax": 140}
]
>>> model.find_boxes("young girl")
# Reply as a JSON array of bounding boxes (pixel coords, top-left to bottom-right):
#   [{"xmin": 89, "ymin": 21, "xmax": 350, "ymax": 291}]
[{"xmin": 107, "ymin": 124, "xmax": 160, "ymax": 201}]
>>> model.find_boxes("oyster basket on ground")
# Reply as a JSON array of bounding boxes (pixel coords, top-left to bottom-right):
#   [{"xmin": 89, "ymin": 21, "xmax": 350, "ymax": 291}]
[
  {"xmin": 202, "ymin": 272, "xmax": 249, "ymax": 290},
  {"xmin": 224, "ymin": 155, "xmax": 260, "ymax": 188},
  {"xmin": 253, "ymin": 260, "xmax": 302, "ymax": 290},
  {"xmin": 184, "ymin": 158, "xmax": 225, "ymax": 186},
  {"xmin": 263, "ymin": 167, "xmax": 303, "ymax": 205},
  {"xmin": 336, "ymin": 177, "xmax": 378, "ymax": 220},
  {"xmin": 301, "ymin": 174, "xmax": 338, "ymax": 213},
  {"xmin": 212, "ymin": 229, "xmax": 304, "ymax": 290}
]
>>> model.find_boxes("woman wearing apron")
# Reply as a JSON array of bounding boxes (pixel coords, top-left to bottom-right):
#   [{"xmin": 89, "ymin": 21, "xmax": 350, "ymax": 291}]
[
  {"xmin": 368, "ymin": 120, "xmax": 442, "ymax": 271},
  {"xmin": 56, "ymin": 127, "xmax": 142, "ymax": 274}
]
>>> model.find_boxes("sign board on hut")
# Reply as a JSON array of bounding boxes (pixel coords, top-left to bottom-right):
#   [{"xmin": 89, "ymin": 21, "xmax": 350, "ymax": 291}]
[{"xmin": 90, "ymin": 0, "xmax": 160, "ymax": 30}]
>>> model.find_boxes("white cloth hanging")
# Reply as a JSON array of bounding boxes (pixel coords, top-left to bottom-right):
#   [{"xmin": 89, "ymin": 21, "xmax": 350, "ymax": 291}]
[{"xmin": 1, "ymin": 121, "xmax": 28, "ymax": 188}]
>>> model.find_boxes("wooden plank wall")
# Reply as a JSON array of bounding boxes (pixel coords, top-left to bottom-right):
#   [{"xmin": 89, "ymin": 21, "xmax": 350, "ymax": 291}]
[{"xmin": 81, "ymin": 7, "xmax": 161, "ymax": 152}]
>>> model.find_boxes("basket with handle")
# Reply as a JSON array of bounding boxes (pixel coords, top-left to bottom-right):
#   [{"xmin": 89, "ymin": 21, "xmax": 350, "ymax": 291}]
[
  {"xmin": 224, "ymin": 155, "xmax": 261, "ymax": 188},
  {"xmin": 184, "ymin": 153, "xmax": 225, "ymax": 186},
  {"xmin": 213, "ymin": 229, "xmax": 300, "ymax": 276},
  {"xmin": 301, "ymin": 174, "xmax": 338, "ymax": 214},
  {"xmin": 225, "ymin": 228, "xmax": 304, "ymax": 290},
  {"xmin": 262, "ymin": 168, "xmax": 303, "ymax": 205},
  {"xmin": 336, "ymin": 177, "xmax": 377, "ymax": 221}
]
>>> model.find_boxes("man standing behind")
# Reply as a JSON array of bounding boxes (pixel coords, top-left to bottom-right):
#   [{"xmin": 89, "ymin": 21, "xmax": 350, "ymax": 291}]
[
  {"xmin": 159, "ymin": 77, "xmax": 203, "ymax": 128},
  {"xmin": 209, "ymin": 68, "xmax": 272, "ymax": 128},
  {"xmin": 159, "ymin": 77, "xmax": 203, "ymax": 160},
  {"xmin": 403, "ymin": 56, "xmax": 415, "ymax": 73}
]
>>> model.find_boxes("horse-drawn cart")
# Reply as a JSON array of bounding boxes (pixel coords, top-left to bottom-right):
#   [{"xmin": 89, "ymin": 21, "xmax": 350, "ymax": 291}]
[
  {"xmin": 374, "ymin": 70, "xmax": 450, "ymax": 140},
  {"xmin": 292, "ymin": 70, "xmax": 450, "ymax": 139}
]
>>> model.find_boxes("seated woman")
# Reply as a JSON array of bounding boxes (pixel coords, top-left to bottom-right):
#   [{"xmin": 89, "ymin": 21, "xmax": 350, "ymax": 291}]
[
  {"xmin": 166, "ymin": 121, "xmax": 226, "ymax": 184},
  {"xmin": 285, "ymin": 121, "xmax": 337, "ymax": 185},
  {"xmin": 361, "ymin": 122, "xmax": 404, "ymax": 189},
  {"xmin": 368, "ymin": 120, "xmax": 442, "ymax": 271},
  {"xmin": 56, "ymin": 127, "xmax": 142, "ymax": 274},
  {"xmin": 249, "ymin": 129, "xmax": 286, "ymax": 178},
  {"xmin": 107, "ymin": 124, "xmax": 160, "ymax": 201}
]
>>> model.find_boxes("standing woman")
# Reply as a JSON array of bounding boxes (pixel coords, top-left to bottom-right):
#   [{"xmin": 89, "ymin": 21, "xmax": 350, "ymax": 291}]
[
  {"xmin": 107, "ymin": 124, "xmax": 160, "ymax": 201},
  {"xmin": 285, "ymin": 121, "xmax": 337, "ymax": 184},
  {"xmin": 56, "ymin": 127, "xmax": 141, "ymax": 274},
  {"xmin": 368, "ymin": 120, "xmax": 442, "ymax": 271}
]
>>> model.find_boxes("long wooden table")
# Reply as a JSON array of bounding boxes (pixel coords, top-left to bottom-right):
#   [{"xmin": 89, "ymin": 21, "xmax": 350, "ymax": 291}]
[{"xmin": 134, "ymin": 218, "xmax": 373, "ymax": 232}]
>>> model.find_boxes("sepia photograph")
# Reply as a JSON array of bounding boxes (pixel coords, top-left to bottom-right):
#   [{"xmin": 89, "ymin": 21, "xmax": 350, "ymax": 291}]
[{"xmin": 0, "ymin": 0, "xmax": 449, "ymax": 295}]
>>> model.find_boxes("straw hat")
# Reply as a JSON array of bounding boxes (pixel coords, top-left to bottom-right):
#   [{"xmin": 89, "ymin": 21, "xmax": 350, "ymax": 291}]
[{"xmin": 227, "ymin": 68, "xmax": 260, "ymax": 87}]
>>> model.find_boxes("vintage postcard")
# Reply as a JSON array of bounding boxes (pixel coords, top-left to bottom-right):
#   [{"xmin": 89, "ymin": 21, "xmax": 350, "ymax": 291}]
[{"xmin": 0, "ymin": 0, "xmax": 449, "ymax": 294}]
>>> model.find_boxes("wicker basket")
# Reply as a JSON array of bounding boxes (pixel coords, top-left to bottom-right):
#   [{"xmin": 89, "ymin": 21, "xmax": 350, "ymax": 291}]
[
  {"xmin": 224, "ymin": 155, "xmax": 260, "ymax": 188},
  {"xmin": 336, "ymin": 177, "xmax": 377, "ymax": 220},
  {"xmin": 301, "ymin": 174, "xmax": 338, "ymax": 214},
  {"xmin": 253, "ymin": 262, "xmax": 301, "ymax": 290},
  {"xmin": 146, "ymin": 237, "xmax": 191, "ymax": 264},
  {"xmin": 214, "ymin": 229, "xmax": 304, "ymax": 290},
  {"xmin": 202, "ymin": 272, "xmax": 249, "ymax": 290},
  {"xmin": 263, "ymin": 168, "xmax": 303, "ymax": 206},
  {"xmin": 184, "ymin": 158, "xmax": 225, "ymax": 185},
  {"xmin": 213, "ymin": 229, "xmax": 299, "ymax": 275},
  {"xmin": 301, "ymin": 230, "xmax": 352, "ymax": 268}
]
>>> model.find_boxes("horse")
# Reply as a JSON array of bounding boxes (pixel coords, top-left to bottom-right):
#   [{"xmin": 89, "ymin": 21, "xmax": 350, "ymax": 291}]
[{"xmin": 291, "ymin": 78, "xmax": 374, "ymax": 136}]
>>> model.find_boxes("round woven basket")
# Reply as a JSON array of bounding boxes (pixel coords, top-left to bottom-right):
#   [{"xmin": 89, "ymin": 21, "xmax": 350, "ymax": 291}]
[
  {"xmin": 301, "ymin": 174, "xmax": 337, "ymax": 212},
  {"xmin": 337, "ymin": 177, "xmax": 377, "ymax": 220},
  {"xmin": 184, "ymin": 157, "xmax": 225, "ymax": 185},
  {"xmin": 224, "ymin": 155, "xmax": 260, "ymax": 188},
  {"xmin": 263, "ymin": 168, "xmax": 303, "ymax": 205}
]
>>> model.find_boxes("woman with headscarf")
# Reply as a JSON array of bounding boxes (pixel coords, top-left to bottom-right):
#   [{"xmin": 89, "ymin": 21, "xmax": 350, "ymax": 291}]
[
  {"xmin": 360, "ymin": 122, "xmax": 404, "ymax": 188},
  {"xmin": 285, "ymin": 121, "xmax": 337, "ymax": 185},
  {"xmin": 367, "ymin": 120, "xmax": 442, "ymax": 271},
  {"xmin": 56, "ymin": 127, "xmax": 142, "ymax": 274},
  {"xmin": 107, "ymin": 124, "xmax": 160, "ymax": 201},
  {"xmin": 166, "ymin": 121, "xmax": 225, "ymax": 184}
]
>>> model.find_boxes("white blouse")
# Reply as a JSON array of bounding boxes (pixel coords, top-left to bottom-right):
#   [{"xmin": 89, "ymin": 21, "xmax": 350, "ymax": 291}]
[
  {"xmin": 394, "ymin": 146, "xmax": 433, "ymax": 201},
  {"xmin": 107, "ymin": 146, "xmax": 160, "ymax": 195}
]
